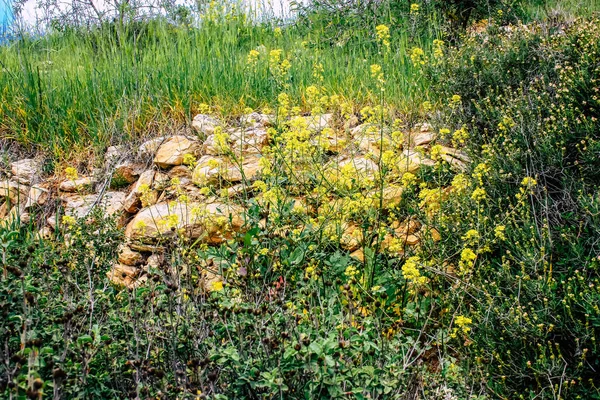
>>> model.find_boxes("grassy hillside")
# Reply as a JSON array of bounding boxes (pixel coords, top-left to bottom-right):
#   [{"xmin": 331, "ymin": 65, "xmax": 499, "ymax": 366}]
[{"xmin": 0, "ymin": 1, "xmax": 600, "ymax": 399}]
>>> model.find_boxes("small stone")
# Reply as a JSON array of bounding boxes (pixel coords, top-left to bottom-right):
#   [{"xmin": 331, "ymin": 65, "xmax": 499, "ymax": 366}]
[
  {"xmin": 440, "ymin": 154, "xmax": 468, "ymax": 171},
  {"xmin": 118, "ymin": 245, "xmax": 144, "ymax": 266},
  {"xmin": 340, "ymin": 223, "xmax": 363, "ymax": 251},
  {"xmin": 11, "ymin": 159, "xmax": 41, "ymax": 185},
  {"xmin": 107, "ymin": 262, "xmax": 143, "ymax": 288},
  {"xmin": 105, "ymin": 145, "xmax": 125, "ymax": 166},
  {"xmin": 113, "ymin": 162, "xmax": 145, "ymax": 184},
  {"xmin": 303, "ymin": 113, "xmax": 332, "ymax": 131},
  {"xmin": 405, "ymin": 234, "xmax": 420, "ymax": 246},
  {"xmin": 438, "ymin": 146, "xmax": 471, "ymax": 163},
  {"xmin": 203, "ymin": 270, "xmax": 223, "ymax": 292},
  {"xmin": 139, "ymin": 137, "xmax": 167, "ymax": 157},
  {"xmin": 122, "ymin": 170, "xmax": 157, "ymax": 213},
  {"xmin": 192, "ymin": 154, "xmax": 261, "ymax": 186},
  {"xmin": 146, "ymin": 254, "xmax": 163, "ymax": 269},
  {"xmin": 24, "ymin": 186, "xmax": 49, "ymax": 209},
  {"xmin": 344, "ymin": 115, "xmax": 360, "ymax": 131},
  {"xmin": 410, "ymin": 131, "xmax": 436, "ymax": 148},
  {"xmin": 350, "ymin": 249, "xmax": 365, "ymax": 262},
  {"xmin": 240, "ymin": 112, "xmax": 274, "ymax": 127},
  {"xmin": 59, "ymin": 177, "xmax": 94, "ymax": 193},
  {"xmin": 227, "ymin": 127, "xmax": 269, "ymax": 154},
  {"xmin": 0, "ymin": 201, "xmax": 9, "ymax": 219},
  {"xmin": 38, "ymin": 226, "xmax": 53, "ymax": 240},
  {"xmin": 398, "ymin": 150, "xmax": 435, "ymax": 174},
  {"xmin": 0, "ymin": 180, "xmax": 29, "ymax": 205},
  {"xmin": 368, "ymin": 185, "xmax": 404, "ymax": 209},
  {"xmin": 154, "ymin": 135, "xmax": 201, "ymax": 168},
  {"xmin": 129, "ymin": 242, "xmax": 165, "ymax": 253},
  {"xmin": 191, "ymin": 114, "xmax": 220, "ymax": 136},
  {"xmin": 47, "ymin": 215, "xmax": 57, "ymax": 229},
  {"xmin": 168, "ymin": 165, "xmax": 192, "ymax": 180}
]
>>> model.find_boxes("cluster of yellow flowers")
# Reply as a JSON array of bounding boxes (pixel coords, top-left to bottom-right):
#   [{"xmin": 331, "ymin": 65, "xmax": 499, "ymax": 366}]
[
  {"xmin": 410, "ymin": 47, "xmax": 426, "ymax": 66},
  {"xmin": 375, "ymin": 24, "xmax": 390, "ymax": 49},
  {"xmin": 402, "ymin": 256, "xmax": 429, "ymax": 288}
]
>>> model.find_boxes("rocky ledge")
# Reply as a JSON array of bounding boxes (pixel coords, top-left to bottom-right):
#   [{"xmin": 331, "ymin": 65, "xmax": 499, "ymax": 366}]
[{"xmin": 1, "ymin": 112, "xmax": 469, "ymax": 290}]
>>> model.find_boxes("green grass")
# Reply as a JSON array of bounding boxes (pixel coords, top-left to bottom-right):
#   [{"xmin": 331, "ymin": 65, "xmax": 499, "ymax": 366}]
[{"xmin": 0, "ymin": 9, "xmax": 436, "ymax": 159}]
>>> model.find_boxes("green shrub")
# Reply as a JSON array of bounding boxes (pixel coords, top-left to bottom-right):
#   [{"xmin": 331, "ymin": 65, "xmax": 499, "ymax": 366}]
[{"xmin": 424, "ymin": 16, "xmax": 600, "ymax": 398}]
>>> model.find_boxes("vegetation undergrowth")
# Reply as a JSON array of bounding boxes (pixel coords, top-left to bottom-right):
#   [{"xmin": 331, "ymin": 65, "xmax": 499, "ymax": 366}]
[{"xmin": 1, "ymin": 0, "xmax": 600, "ymax": 399}]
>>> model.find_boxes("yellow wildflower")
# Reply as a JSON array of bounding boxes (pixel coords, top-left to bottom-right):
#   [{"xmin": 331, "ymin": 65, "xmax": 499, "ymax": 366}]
[{"xmin": 455, "ymin": 315, "xmax": 473, "ymax": 333}]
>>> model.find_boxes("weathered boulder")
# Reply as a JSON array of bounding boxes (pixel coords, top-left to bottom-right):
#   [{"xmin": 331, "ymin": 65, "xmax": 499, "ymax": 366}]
[
  {"xmin": 154, "ymin": 135, "xmax": 201, "ymax": 168},
  {"xmin": 125, "ymin": 201, "xmax": 245, "ymax": 244}
]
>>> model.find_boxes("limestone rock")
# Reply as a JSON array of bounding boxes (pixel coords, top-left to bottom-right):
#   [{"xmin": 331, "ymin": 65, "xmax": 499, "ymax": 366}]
[
  {"xmin": 368, "ymin": 185, "xmax": 404, "ymax": 209},
  {"xmin": 340, "ymin": 223, "xmax": 363, "ymax": 251},
  {"xmin": 64, "ymin": 191, "xmax": 126, "ymax": 219},
  {"xmin": 125, "ymin": 201, "xmax": 245, "ymax": 244},
  {"xmin": 107, "ymin": 262, "xmax": 144, "ymax": 288},
  {"xmin": 398, "ymin": 150, "xmax": 435, "ymax": 174},
  {"xmin": 344, "ymin": 115, "xmax": 360, "ymax": 131},
  {"xmin": 438, "ymin": 146, "xmax": 471, "ymax": 163},
  {"xmin": 240, "ymin": 112, "xmax": 274, "ymax": 127},
  {"xmin": 191, "ymin": 114, "xmax": 220, "ymax": 136},
  {"xmin": 410, "ymin": 131, "xmax": 436, "ymax": 148},
  {"xmin": 47, "ymin": 215, "xmax": 57, "ymax": 229},
  {"xmin": 0, "ymin": 201, "xmax": 9, "ymax": 219},
  {"xmin": 118, "ymin": 245, "xmax": 144, "ymax": 266},
  {"xmin": 303, "ymin": 113, "xmax": 332, "ymax": 131},
  {"xmin": 327, "ymin": 156, "xmax": 379, "ymax": 182},
  {"xmin": 312, "ymin": 129, "xmax": 348, "ymax": 153},
  {"xmin": 38, "ymin": 226, "xmax": 53, "ymax": 240},
  {"xmin": 202, "ymin": 270, "xmax": 223, "ymax": 292},
  {"xmin": 105, "ymin": 145, "xmax": 125, "ymax": 166},
  {"xmin": 11, "ymin": 159, "xmax": 41, "ymax": 185},
  {"xmin": 122, "ymin": 170, "xmax": 157, "ymax": 213},
  {"xmin": 350, "ymin": 249, "xmax": 365, "ymax": 262},
  {"xmin": 146, "ymin": 254, "xmax": 163, "ymax": 270},
  {"xmin": 0, "ymin": 179, "xmax": 29, "ymax": 204},
  {"xmin": 113, "ymin": 162, "xmax": 145, "ymax": 184},
  {"xmin": 139, "ymin": 137, "xmax": 167, "ymax": 157},
  {"xmin": 227, "ymin": 127, "xmax": 269, "ymax": 154},
  {"xmin": 24, "ymin": 186, "xmax": 49, "ymax": 209},
  {"xmin": 192, "ymin": 154, "xmax": 261, "ymax": 186},
  {"xmin": 59, "ymin": 177, "xmax": 94, "ymax": 193},
  {"xmin": 168, "ymin": 165, "xmax": 193, "ymax": 180},
  {"xmin": 153, "ymin": 135, "xmax": 200, "ymax": 168}
]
